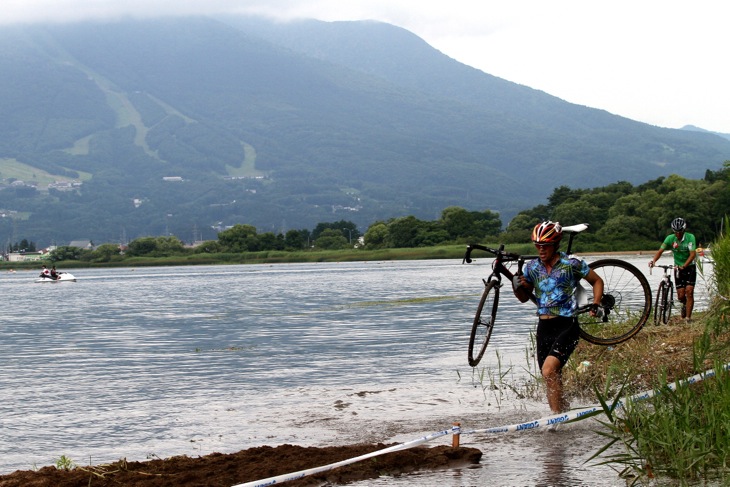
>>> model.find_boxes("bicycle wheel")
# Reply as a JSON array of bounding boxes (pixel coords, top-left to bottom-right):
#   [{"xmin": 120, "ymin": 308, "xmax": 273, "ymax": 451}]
[
  {"xmin": 662, "ymin": 284, "xmax": 674, "ymax": 324},
  {"xmin": 468, "ymin": 280, "xmax": 500, "ymax": 367},
  {"xmin": 578, "ymin": 259, "xmax": 651, "ymax": 346},
  {"xmin": 653, "ymin": 281, "xmax": 667, "ymax": 325}
]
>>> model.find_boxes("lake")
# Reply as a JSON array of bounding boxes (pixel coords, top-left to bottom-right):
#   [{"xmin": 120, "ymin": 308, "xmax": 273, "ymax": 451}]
[{"xmin": 0, "ymin": 255, "xmax": 712, "ymax": 485}]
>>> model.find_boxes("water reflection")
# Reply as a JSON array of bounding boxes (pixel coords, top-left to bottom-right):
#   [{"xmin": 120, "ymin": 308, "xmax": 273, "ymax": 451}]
[{"xmin": 535, "ymin": 433, "xmax": 576, "ymax": 487}]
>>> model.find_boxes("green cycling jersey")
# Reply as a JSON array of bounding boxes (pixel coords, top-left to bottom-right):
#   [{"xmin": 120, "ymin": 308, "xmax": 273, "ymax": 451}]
[{"xmin": 660, "ymin": 232, "xmax": 697, "ymax": 266}]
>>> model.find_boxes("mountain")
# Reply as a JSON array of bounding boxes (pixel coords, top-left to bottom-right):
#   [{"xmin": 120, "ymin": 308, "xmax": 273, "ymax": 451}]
[
  {"xmin": 1, "ymin": 15, "xmax": 729, "ymax": 247},
  {"xmin": 681, "ymin": 125, "xmax": 730, "ymax": 141}
]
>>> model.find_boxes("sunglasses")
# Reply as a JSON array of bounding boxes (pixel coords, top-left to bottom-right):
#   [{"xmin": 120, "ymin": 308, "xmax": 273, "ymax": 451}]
[{"xmin": 534, "ymin": 243, "xmax": 555, "ymax": 249}]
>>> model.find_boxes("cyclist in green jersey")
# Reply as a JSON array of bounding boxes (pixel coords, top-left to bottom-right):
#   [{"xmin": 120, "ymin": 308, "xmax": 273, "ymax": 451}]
[{"xmin": 649, "ymin": 217, "xmax": 697, "ymax": 321}]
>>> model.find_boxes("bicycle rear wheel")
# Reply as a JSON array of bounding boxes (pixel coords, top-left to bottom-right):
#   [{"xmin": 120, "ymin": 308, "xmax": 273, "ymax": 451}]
[
  {"xmin": 468, "ymin": 281, "xmax": 500, "ymax": 367},
  {"xmin": 578, "ymin": 259, "xmax": 651, "ymax": 346},
  {"xmin": 662, "ymin": 284, "xmax": 674, "ymax": 324}
]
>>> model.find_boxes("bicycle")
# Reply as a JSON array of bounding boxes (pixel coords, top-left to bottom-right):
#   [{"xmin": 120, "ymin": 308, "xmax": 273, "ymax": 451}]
[
  {"xmin": 650, "ymin": 264, "xmax": 675, "ymax": 325},
  {"xmin": 463, "ymin": 224, "xmax": 652, "ymax": 367}
]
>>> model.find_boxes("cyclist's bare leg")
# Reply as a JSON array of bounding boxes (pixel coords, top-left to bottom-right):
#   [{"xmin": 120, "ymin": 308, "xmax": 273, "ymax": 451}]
[
  {"xmin": 542, "ymin": 356, "xmax": 568, "ymax": 413},
  {"xmin": 684, "ymin": 285, "xmax": 694, "ymax": 319}
]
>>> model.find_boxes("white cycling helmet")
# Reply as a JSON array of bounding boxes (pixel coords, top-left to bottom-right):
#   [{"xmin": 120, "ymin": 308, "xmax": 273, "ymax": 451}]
[{"xmin": 671, "ymin": 217, "xmax": 686, "ymax": 232}]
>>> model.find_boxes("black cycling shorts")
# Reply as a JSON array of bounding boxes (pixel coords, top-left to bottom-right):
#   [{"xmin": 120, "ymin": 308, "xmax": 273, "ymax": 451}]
[
  {"xmin": 675, "ymin": 265, "xmax": 697, "ymax": 289},
  {"xmin": 536, "ymin": 316, "xmax": 580, "ymax": 369}
]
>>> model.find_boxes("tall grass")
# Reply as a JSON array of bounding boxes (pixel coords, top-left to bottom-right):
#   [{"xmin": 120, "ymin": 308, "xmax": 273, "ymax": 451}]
[
  {"xmin": 590, "ymin": 218, "xmax": 730, "ymax": 484},
  {"xmin": 703, "ymin": 216, "xmax": 730, "ymax": 336},
  {"xmin": 591, "ymin": 362, "xmax": 730, "ymax": 484},
  {"xmin": 459, "ymin": 334, "xmax": 542, "ymax": 408}
]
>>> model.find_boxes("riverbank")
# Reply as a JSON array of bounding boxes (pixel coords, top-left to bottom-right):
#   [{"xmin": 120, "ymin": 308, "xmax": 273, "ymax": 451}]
[
  {"xmin": 565, "ymin": 312, "xmax": 729, "ymax": 401},
  {"xmin": 1, "ymin": 245, "xmax": 660, "ymax": 271}
]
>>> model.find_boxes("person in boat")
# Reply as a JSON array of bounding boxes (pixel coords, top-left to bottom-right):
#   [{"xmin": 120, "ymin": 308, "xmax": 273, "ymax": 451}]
[
  {"xmin": 50, "ymin": 266, "xmax": 58, "ymax": 279},
  {"xmin": 649, "ymin": 217, "xmax": 697, "ymax": 322},
  {"xmin": 510, "ymin": 221, "xmax": 604, "ymax": 414},
  {"xmin": 40, "ymin": 265, "xmax": 52, "ymax": 279}
]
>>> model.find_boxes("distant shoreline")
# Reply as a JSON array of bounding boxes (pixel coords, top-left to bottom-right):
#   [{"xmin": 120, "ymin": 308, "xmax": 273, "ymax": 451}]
[{"xmin": 1, "ymin": 247, "xmax": 664, "ymax": 272}]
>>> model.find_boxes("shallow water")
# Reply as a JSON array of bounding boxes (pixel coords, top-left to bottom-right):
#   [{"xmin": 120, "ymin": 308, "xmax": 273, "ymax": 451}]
[{"xmin": 0, "ymin": 256, "xmax": 712, "ymax": 485}]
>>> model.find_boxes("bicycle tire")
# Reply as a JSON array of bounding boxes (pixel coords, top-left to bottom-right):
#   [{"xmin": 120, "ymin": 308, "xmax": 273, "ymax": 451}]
[
  {"xmin": 653, "ymin": 281, "xmax": 667, "ymax": 325},
  {"xmin": 468, "ymin": 280, "xmax": 500, "ymax": 367},
  {"xmin": 578, "ymin": 259, "xmax": 651, "ymax": 346},
  {"xmin": 662, "ymin": 284, "xmax": 674, "ymax": 324}
]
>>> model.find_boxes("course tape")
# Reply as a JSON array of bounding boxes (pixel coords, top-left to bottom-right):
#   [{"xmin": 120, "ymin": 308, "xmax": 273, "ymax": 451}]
[
  {"xmin": 230, "ymin": 428, "xmax": 455, "ymax": 487},
  {"xmin": 232, "ymin": 363, "xmax": 730, "ymax": 487},
  {"xmin": 466, "ymin": 362, "xmax": 730, "ymax": 435}
]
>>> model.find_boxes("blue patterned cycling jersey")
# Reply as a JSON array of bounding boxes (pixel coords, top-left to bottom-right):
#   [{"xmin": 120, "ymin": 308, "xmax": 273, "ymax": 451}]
[{"xmin": 522, "ymin": 252, "xmax": 591, "ymax": 317}]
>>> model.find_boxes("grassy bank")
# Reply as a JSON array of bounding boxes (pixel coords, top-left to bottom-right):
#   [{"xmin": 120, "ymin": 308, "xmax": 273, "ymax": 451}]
[
  {"xmin": 562, "ymin": 225, "xmax": 730, "ymax": 484},
  {"xmin": 1, "ymin": 244, "xmax": 524, "ymax": 270},
  {"xmin": 1, "ymin": 242, "xmax": 651, "ymax": 271}
]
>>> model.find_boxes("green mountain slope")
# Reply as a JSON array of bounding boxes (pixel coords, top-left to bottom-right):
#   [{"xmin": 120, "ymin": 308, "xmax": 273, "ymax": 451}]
[{"xmin": 0, "ymin": 16, "xmax": 729, "ymax": 247}]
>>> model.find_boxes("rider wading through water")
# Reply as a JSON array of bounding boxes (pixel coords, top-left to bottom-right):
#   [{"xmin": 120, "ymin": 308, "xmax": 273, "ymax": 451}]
[{"xmin": 499, "ymin": 222, "xmax": 604, "ymax": 413}]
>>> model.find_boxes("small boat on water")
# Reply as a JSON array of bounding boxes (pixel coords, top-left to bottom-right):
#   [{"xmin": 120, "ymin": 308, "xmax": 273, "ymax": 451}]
[{"xmin": 35, "ymin": 272, "xmax": 76, "ymax": 283}]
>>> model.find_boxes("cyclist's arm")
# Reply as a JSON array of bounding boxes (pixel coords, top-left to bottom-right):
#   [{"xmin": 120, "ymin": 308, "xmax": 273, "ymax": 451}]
[
  {"xmin": 584, "ymin": 269, "xmax": 604, "ymax": 310},
  {"xmin": 494, "ymin": 262, "xmax": 533, "ymax": 303},
  {"xmin": 513, "ymin": 276, "xmax": 534, "ymax": 303}
]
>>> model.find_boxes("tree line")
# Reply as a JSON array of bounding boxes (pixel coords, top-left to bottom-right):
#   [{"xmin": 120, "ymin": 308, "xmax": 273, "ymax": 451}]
[{"xmin": 47, "ymin": 164, "xmax": 729, "ymax": 263}]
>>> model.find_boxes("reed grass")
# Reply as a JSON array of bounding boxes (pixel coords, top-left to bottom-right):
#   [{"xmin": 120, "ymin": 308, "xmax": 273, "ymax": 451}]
[
  {"xmin": 461, "ymin": 335, "xmax": 542, "ymax": 408},
  {"xmin": 589, "ymin": 361, "xmax": 730, "ymax": 485},
  {"xmin": 583, "ymin": 219, "xmax": 730, "ymax": 484}
]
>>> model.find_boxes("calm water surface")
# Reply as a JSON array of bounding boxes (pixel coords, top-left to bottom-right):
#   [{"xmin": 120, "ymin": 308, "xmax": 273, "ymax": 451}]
[{"xmin": 0, "ymin": 256, "xmax": 712, "ymax": 485}]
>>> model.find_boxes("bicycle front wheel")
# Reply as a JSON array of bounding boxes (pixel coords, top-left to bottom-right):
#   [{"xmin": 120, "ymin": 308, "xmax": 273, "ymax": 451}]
[
  {"xmin": 578, "ymin": 259, "xmax": 651, "ymax": 346},
  {"xmin": 653, "ymin": 281, "xmax": 667, "ymax": 325},
  {"xmin": 662, "ymin": 284, "xmax": 674, "ymax": 324},
  {"xmin": 468, "ymin": 281, "xmax": 500, "ymax": 367}
]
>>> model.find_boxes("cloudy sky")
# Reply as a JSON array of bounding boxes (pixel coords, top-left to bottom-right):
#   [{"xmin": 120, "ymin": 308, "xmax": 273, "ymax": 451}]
[{"xmin": 4, "ymin": 1, "xmax": 728, "ymax": 134}]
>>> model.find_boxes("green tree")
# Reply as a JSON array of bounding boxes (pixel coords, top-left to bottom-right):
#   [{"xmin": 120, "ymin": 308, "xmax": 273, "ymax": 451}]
[
  {"xmin": 217, "ymin": 224, "xmax": 260, "ymax": 252},
  {"xmin": 153, "ymin": 236, "xmax": 185, "ymax": 256},
  {"xmin": 91, "ymin": 243, "xmax": 122, "ymax": 262},
  {"xmin": 363, "ymin": 222, "xmax": 388, "ymax": 249},
  {"xmin": 439, "ymin": 207, "xmax": 502, "ymax": 240},
  {"xmin": 386, "ymin": 216, "xmax": 423, "ymax": 248},
  {"xmin": 193, "ymin": 240, "xmax": 224, "ymax": 253},
  {"xmin": 284, "ymin": 229, "xmax": 309, "ymax": 250},
  {"xmin": 314, "ymin": 228, "xmax": 349, "ymax": 249},
  {"xmin": 552, "ymin": 199, "xmax": 603, "ymax": 230},
  {"xmin": 126, "ymin": 237, "xmax": 158, "ymax": 256},
  {"xmin": 258, "ymin": 232, "xmax": 285, "ymax": 251},
  {"xmin": 440, "ymin": 207, "xmax": 472, "ymax": 239},
  {"xmin": 650, "ymin": 176, "xmax": 712, "ymax": 244},
  {"xmin": 312, "ymin": 220, "xmax": 360, "ymax": 242},
  {"xmin": 502, "ymin": 213, "xmax": 541, "ymax": 243},
  {"xmin": 49, "ymin": 245, "xmax": 86, "ymax": 262}
]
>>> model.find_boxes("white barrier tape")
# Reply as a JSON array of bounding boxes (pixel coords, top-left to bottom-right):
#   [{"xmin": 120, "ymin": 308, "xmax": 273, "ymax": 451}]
[
  {"xmin": 462, "ymin": 406, "xmax": 601, "ymax": 435},
  {"xmin": 232, "ymin": 363, "xmax": 730, "ymax": 487},
  {"xmin": 618, "ymin": 362, "xmax": 730, "ymax": 407},
  {"xmin": 231, "ymin": 427, "xmax": 455, "ymax": 487}
]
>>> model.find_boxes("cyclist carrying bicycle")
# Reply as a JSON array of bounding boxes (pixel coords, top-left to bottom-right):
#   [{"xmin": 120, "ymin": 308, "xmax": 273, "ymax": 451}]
[
  {"xmin": 510, "ymin": 221, "xmax": 604, "ymax": 413},
  {"xmin": 649, "ymin": 217, "xmax": 697, "ymax": 322}
]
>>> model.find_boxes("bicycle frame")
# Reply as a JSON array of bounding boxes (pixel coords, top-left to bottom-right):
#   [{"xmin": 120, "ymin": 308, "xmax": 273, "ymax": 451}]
[
  {"xmin": 651, "ymin": 264, "xmax": 675, "ymax": 325},
  {"xmin": 463, "ymin": 224, "xmax": 590, "ymax": 310},
  {"xmin": 463, "ymin": 223, "xmax": 651, "ymax": 366}
]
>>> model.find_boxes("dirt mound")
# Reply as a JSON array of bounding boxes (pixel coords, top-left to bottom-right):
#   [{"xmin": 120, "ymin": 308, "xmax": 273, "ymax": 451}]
[{"xmin": 0, "ymin": 443, "xmax": 482, "ymax": 487}]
